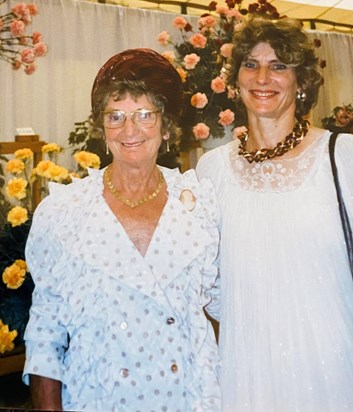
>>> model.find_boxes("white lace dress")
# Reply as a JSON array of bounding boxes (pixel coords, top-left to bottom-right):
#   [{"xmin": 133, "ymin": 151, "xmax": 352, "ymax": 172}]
[{"xmin": 196, "ymin": 130, "xmax": 353, "ymax": 412}]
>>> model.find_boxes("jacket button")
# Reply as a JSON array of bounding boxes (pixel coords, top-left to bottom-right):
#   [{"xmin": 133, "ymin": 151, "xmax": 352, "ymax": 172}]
[
  {"xmin": 171, "ymin": 363, "xmax": 178, "ymax": 373},
  {"xmin": 120, "ymin": 321, "xmax": 128, "ymax": 330},
  {"xmin": 166, "ymin": 317, "xmax": 175, "ymax": 325},
  {"xmin": 120, "ymin": 368, "xmax": 129, "ymax": 377}
]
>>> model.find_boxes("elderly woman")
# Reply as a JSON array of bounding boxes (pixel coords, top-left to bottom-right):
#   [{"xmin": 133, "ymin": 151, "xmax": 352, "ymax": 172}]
[
  {"xmin": 23, "ymin": 48, "xmax": 221, "ymax": 411},
  {"xmin": 197, "ymin": 18, "xmax": 353, "ymax": 412}
]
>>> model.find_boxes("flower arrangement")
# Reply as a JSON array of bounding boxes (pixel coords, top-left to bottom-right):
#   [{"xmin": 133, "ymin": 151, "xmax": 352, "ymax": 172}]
[
  {"xmin": 0, "ymin": 0, "xmax": 47, "ymax": 74},
  {"xmin": 0, "ymin": 145, "xmax": 101, "ymax": 354},
  {"xmin": 156, "ymin": 0, "xmax": 281, "ymax": 150},
  {"xmin": 321, "ymin": 103, "xmax": 353, "ymax": 133}
]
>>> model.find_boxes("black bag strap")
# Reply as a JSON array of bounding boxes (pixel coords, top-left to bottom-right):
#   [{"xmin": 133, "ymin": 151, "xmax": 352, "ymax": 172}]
[{"xmin": 328, "ymin": 132, "xmax": 353, "ymax": 278}]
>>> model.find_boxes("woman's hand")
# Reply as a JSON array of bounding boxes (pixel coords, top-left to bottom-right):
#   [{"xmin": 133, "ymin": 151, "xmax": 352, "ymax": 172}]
[{"xmin": 30, "ymin": 374, "xmax": 63, "ymax": 410}]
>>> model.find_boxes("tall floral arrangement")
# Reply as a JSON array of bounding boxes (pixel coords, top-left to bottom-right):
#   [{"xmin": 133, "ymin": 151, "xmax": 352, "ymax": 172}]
[
  {"xmin": 0, "ymin": 0, "xmax": 47, "ymax": 74},
  {"xmin": 157, "ymin": 0, "xmax": 281, "ymax": 150},
  {"xmin": 0, "ymin": 145, "xmax": 100, "ymax": 354},
  {"xmin": 321, "ymin": 103, "xmax": 353, "ymax": 132}
]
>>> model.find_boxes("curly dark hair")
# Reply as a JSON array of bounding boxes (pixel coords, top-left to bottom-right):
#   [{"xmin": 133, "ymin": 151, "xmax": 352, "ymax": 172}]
[
  {"xmin": 90, "ymin": 80, "xmax": 181, "ymax": 153},
  {"xmin": 227, "ymin": 18, "xmax": 323, "ymax": 120}
]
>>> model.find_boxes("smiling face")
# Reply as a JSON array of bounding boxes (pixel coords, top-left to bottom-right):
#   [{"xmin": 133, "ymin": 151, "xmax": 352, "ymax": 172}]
[
  {"xmin": 103, "ymin": 93, "xmax": 165, "ymax": 167},
  {"xmin": 238, "ymin": 42, "xmax": 298, "ymax": 121}
]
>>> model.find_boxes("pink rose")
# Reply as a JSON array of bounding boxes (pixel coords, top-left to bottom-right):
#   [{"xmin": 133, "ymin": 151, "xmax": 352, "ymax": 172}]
[
  {"xmin": 21, "ymin": 48, "xmax": 35, "ymax": 64},
  {"xmin": 198, "ymin": 15, "xmax": 216, "ymax": 28},
  {"xmin": 233, "ymin": 126, "xmax": 248, "ymax": 140},
  {"xmin": 11, "ymin": 3, "xmax": 28, "ymax": 18},
  {"xmin": 193, "ymin": 123, "xmax": 210, "ymax": 140},
  {"xmin": 12, "ymin": 4, "xmax": 32, "ymax": 24},
  {"xmin": 24, "ymin": 63, "xmax": 36, "ymax": 75},
  {"xmin": 27, "ymin": 4, "xmax": 39, "ymax": 16},
  {"xmin": 157, "ymin": 31, "xmax": 170, "ymax": 46},
  {"xmin": 190, "ymin": 93, "xmax": 208, "ymax": 109},
  {"xmin": 32, "ymin": 31, "xmax": 42, "ymax": 44},
  {"xmin": 220, "ymin": 43, "xmax": 233, "ymax": 58},
  {"xmin": 173, "ymin": 16, "xmax": 188, "ymax": 30},
  {"xmin": 218, "ymin": 109, "xmax": 235, "ymax": 126},
  {"xmin": 216, "ymin": 6, "xmax": 228, "ymax": 15},
  {"xmin": 34, "ymin": 42, "xmax": 48, "ymax": 57},
  {"xmin": 189, "ymin": 33, "xmax": 207, "ymax": 49},
  {"xmin": 10, "ymin": 20, "xmax": 25, "ymax": 37},
  {"xmin": 227, "ymin": 9, "xmax": 242, "ymax": 20},
  {"xmin": 211, "ymin": 76, "xmax": 226, "ymax": 93},
  {"xmin": 183, "ymin": 53, "xmax": 200, "ymax": 70}
]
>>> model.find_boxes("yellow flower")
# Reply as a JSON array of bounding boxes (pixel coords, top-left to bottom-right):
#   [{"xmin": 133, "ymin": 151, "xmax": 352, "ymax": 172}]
[
  {"xmin": 32, "ymin": 161, "xmax": 70, "ymax": 182},
  {"xmin": 70, "ymin": 172, "xmax": 81, "ymax": 179},
  {"xmin": 32, "ymin": 160, "xmax": 55, "ymax": 178},
  {"xmin": 74, "ymin": 151, "xmax": 101, "ymax": 169},
  {"xmin": 6, "ymin": 177, "xmax": 28, "ymax": 200},
  {"xmin": 0, "ymin": 320, "xmax": 18, "ymax": 354},
  {"xmin": 42, "ymin": 143, "xmax": 62, "ymax": 154},
  {"xmin": 176, "ymin": 67, "xmax": 187, "ymax": 83},
  {"xmin": 14, "ymin": 259, "xmax": 27, "ymax": 271},
  {"xmin": 46, "ymin": 164, "xmax": 69, "ymax": 182},
  {"xmin": 7, "ymin": 206, "xmax": 29, "ymax": 227},
  {"xmin": 14, "ymin": 148, "xmax": 33, "ymax": 161},
  {"xmin": 161, "ymin": 50, "xmax": 175, "ymax": 64},
  {"xmin": 6, "ymin": 158, "xmax": 25, "ymax": 175},
  {"xmin": 2, "ymin": 260, "xmax": 27, "ymax": 289}
]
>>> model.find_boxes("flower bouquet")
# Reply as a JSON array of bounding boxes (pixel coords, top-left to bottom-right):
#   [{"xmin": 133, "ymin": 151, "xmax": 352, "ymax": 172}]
[
  {"xmin": 321, "ymin": 103, "xmax": 353, "ymax": 132},
  {"xmin": 0, "ymin": 0, "xmax": 48, "ymax": 74},
  {"xmin": 157, "ymin": 0, "xmax": 281, "ymax": 150},
  {"xmin": 0, "ymin": 145, "xmax": 101, "ymax": 354}
]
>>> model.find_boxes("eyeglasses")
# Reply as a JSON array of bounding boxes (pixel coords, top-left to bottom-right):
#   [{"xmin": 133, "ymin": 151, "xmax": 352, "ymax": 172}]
[{"xmin": 102, "ymin": 109, "xmax": 162, "ymax": 129}]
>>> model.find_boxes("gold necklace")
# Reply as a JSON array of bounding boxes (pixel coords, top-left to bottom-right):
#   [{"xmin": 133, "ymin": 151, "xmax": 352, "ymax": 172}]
[
  {"xmin": 104, "ymin": 165, "xmax": 164, "ymax": 208},
  {"xmin": 238, "ymin": 119, "xmax": 309, "ymax": 163}
]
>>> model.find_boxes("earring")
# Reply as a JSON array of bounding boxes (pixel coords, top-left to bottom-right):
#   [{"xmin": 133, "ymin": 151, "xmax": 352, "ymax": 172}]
[
  {"xmin": 163, "ymin": 135, "xmax": 170, "ymax": 152},
  {"xmin": 296, "ymin": 90, "xmax": 307, "ymax": 102},
  {"xmin": 235, "ymin": 86, "xmax": 241, "ymax": 99},
  {"xmin": 103, "ymin": 136, "xmax": 110, "ymax": 155}
]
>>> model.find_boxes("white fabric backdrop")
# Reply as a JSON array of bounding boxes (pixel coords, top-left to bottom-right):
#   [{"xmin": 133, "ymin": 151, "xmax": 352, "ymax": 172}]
[{"xmin": 0, "ymin": 0, "xmax": 352, "ymax": 162}]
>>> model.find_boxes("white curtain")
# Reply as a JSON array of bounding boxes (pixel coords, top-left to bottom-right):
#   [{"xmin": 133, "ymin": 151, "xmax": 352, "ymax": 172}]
[
  {"xmin": 307, "ymin": 30, "xmax": 353, "ymax": 126},
  {"xmin": 0, "ymin": 0, "xmax": 191, "ymax": 157},
  {"xmin": 0, "ymin": 0, "xmax": 352, "ymax": 160}
]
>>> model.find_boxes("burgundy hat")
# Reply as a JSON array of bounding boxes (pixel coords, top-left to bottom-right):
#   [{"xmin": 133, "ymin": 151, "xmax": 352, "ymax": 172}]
[{"xmin": 91, "ymin": 48, "xmax": 183, "ymax": 117}]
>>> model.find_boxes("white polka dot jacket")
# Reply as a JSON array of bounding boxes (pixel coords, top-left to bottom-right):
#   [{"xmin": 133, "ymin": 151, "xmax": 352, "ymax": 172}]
[{"xmin": 23, "ymin": 166, "xmax": 221, "ymax": 412}]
